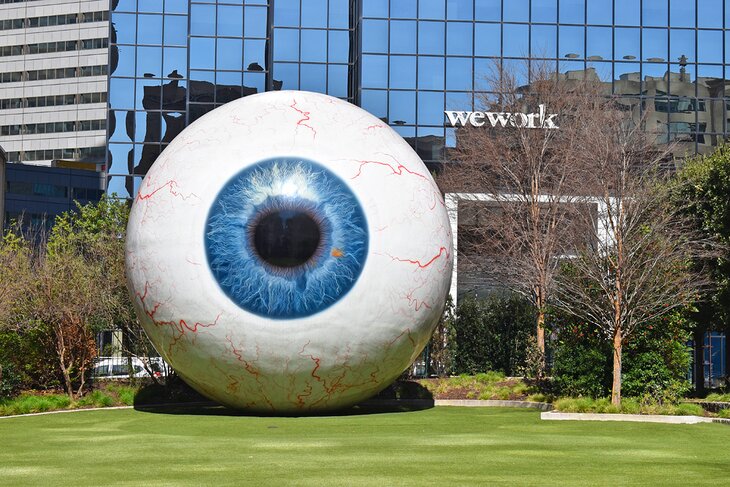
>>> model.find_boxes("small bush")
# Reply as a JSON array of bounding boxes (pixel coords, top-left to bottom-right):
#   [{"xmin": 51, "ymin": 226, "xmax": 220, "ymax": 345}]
[
  {"xmin": 553, "ymin": 397, "xmax": 705, "ymax": 416},
  {"xmin": 674, "ymin": 403, "xmax": 704, "ymax": 416},
  {"xmin": 705, "ymin": 393, "xmax": 730, "ymax": 402},
  {"xmin": 526, "ymin": 393, "xmax": 547, "ymax": 403},
  {"xmin": 77, "ymin": 390, "xmax": 114, "ymax": 408},
  {"xmin": 0, "ymin": 394, "xmax": 71, "ymax": 416},
  {"xmin": 718, "ymin": 409, "xmax": 730, "ymax": 419},
  {"xmin": 0, "ymin": 360, "xmax": 22, "ymax": 399},
  {"xmin": 452, "ymin": 294, "xmax": 536, "ymax": 376}
]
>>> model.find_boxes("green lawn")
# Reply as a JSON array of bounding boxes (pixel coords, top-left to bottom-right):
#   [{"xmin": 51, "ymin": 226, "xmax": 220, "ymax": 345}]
[{"xmin": 0, "ymin": 407, "xmax": 728, "ymax": 486}]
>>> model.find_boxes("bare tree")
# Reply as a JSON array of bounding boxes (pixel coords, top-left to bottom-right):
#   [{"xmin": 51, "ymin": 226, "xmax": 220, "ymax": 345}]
[
  {"xmin": 440, "ymin": 61, "xmax": 605, "ymax": 369},
  {"xmin": 553, "ymin": 102, "xmax": 720, "ymax": 406},
  {"xmin": 0, "ymin": 199, "xmax": 134, "ymax": 399}
]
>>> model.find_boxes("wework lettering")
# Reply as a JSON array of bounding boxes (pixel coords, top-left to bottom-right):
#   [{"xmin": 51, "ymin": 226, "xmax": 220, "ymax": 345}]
[{"xmin": 444, "ymin": 104, "xmax": 559, "ymax": 130}]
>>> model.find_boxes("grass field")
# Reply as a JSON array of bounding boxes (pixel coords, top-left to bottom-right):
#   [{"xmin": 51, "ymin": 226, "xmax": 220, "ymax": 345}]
[{"xmin": 0, "ymin": 406, "xmax": 728, "ymax": 486}]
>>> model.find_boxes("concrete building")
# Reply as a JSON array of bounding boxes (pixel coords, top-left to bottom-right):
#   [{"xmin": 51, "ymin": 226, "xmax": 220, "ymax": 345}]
[{"xmin": 0, "ymin": 0, "xmax": 109, "ymax": 166}]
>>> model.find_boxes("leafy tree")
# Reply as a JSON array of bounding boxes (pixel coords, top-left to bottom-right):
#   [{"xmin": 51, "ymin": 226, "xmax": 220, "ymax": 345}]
[
  {"xmin": 551, "ymin": 310, "xmax": 692, "ymax": 402},
  {"xmin": 671, "ymin": 145, "xmax": 730, "ymax": 387},
  {"xmin": 452, "ymin": 294, "xmax": 536, "ymax": 376},
  {"xmin": 0, "ymin": 197, "xmax": 134, "ymax": 399}
]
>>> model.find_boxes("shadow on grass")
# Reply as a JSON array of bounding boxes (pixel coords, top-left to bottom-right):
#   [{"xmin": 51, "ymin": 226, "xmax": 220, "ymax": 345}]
[{"xmin": 133, "ymin": 379, "xmax": 434, "ymax": 417}]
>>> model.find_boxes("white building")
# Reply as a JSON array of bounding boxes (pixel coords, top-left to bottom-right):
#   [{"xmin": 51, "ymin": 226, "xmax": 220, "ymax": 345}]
[{"xmin": 0, "ymin": 0, "xmax": 108, "ymax": 165}]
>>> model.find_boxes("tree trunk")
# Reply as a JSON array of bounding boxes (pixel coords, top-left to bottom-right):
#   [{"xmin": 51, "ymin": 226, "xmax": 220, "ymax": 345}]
[
  {"xmin": 56, "ymin": 326, "xmax": 75, "ymax": 399},
  {"xmin": 693, "ymin": 326, "xmax": 706, "ymax": 394},
  {"xmin": 725, "ymin": 326, "xmax": 730, "ymax": 387},
  {"xmin": 536, "ymin": 309, "xmax": 546, "ymax": 378},
  {"xmin": 611, "ymin": 328, "xmax": 622, "ymax": 406}
]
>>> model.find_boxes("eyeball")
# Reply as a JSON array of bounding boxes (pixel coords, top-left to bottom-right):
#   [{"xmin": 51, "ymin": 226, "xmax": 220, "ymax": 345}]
[{"xmin": 126, "ymin": 91, "xmax": 453, "ymax": 413}]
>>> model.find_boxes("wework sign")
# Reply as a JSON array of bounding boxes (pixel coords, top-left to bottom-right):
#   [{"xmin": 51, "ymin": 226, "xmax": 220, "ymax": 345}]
[{"xmin": 445, "ymin": 104, "xmax": 559, "ymax": 130}]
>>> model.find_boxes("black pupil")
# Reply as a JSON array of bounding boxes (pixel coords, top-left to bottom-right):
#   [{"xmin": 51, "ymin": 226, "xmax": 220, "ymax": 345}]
[{"xmin": 254, "ymin": 210, "xmax": 321, "ymax": 267}]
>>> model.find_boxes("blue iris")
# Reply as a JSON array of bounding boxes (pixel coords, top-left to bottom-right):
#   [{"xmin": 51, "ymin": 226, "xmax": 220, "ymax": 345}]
[{"xmin": 205, "ymin": 158, "xmax": 369, "ymax": 319}]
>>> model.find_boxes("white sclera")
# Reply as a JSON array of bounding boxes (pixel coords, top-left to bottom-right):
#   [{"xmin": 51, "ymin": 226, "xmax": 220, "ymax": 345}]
[{"xmin": 125, "ymin": 90, "xmax": 453, "ymax": 413}]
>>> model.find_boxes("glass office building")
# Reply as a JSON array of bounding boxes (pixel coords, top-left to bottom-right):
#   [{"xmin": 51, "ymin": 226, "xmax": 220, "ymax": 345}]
[
  {"xmin": 107, "ymin": 0, "xmax": 730, "ymax": 197},
  {"xmin": 105, "ymin": 0, "xmax": 728, "ymax": 383}
]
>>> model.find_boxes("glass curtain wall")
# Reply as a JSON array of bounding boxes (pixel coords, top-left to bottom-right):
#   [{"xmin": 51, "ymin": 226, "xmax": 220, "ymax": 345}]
[
  {"xmin": 107, "ymin": 0, "xmax": 730, "ymax": 196},
  {"xmin": 358, "ymin": 0, "xmax": 730, "ymax": 165},
  {"xmin": 106, "ymin": 0, "xmax": 355, "ymax": 198}
]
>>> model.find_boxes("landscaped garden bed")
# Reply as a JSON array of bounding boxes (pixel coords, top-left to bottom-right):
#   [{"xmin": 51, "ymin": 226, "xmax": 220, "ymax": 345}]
[{"xmin": 0, "ymin": 383, "xmax": 136, "ymax": 416}]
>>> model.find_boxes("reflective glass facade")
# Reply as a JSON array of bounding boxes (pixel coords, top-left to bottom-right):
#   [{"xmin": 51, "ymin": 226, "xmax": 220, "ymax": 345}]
[{"xmin": 107, "ymin": 0, "xmax": 730, "ymax": 198}]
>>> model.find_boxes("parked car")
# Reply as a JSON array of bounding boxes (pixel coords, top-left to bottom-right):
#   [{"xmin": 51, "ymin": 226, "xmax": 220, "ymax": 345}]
[{"xmin": 93, "ymin": 357, "xmax": 168, "ymax": 379}]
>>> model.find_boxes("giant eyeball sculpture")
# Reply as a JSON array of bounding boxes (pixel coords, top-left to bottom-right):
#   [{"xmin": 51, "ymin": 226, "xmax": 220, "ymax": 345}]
[{"xmin": 126, "ymin": 90, "xmax": 453, "ymax": 413}]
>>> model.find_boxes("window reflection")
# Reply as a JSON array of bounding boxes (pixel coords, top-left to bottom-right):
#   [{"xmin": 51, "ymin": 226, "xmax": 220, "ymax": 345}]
[
  {"xmin": 274, "ymin": 0, "xmax": 299, "ymax": 26},
  {"xmin": 559, "ymin": 26, "xmax": 584, "ymax": 59},
  {"xmin": 419, "ymin": 0, "xmax": 446, "ymax": 20},
  {"xmin": 698, "ymin": 31, "xmax": 723, "ymax": 64},
  {"xmin": 274, "ymin": 28, "xmax": 299, "ymax": 61},
  {"xmin": 530, "ymin": 25, "xmax": 558, "ymax": 58},
  {"xmin": 475, "ymin": 0, "xmax": 500, "ymax": 21},
  {"xmin": 447, "ymin": 22, "xmax": 473, "ymax": 56},
  {"xmin": 533, "ymin": 0, "xmax": 556, "ymax": 23},
  {"xmin": 446, "ymin": 57, "xmax": 472, "ymax": 90},
  {"xmin": 391, "ymin": 0, "xmax": 417, "ymax": 18},
  {"xmin": 475, "ymin": 23, "xmax": 500, "ymax": 57},
  {"xmin": 273, "ymin": 63, "xmax": 299, "ymax": 90},
  {"xmin": 698, "ymin": 0, "xmax": 723, "ymax": 28},
  {"xmin": 615, "ymin": 0, "xmax": 640, "ymax": 26},
  {"xmin": 328, "ymin": 31, "xmax": 349, "ymax": 63},
  {"xmin": 587, "ymin": 0, "xmax": 611, "ymax": 25},
  {"xmin": 301, "ymin": 0, "xmax": 326, "ymax": 28},
  {"xmin": 244, "ymin": 39, "xmax": 267, "ymax": 70},
  {"xmin": 389, "ymin": 56, "xmax": 416, "ymax": 89},
  {"xmin": 190, "ymin": 37, "xmax": 215, "ymax": 69},
  {"xmin": 363, "ymin": 0, "xmax": 387, "ymax": 18},
  {"xmin": 417, "ymin": 91, "xmax": 445, "ymax": 125},
  {"xmin": 327, "ymin": 65, "xmax": 347, "ymax": 98},
  {"xmin": 586, "ymin": 27, "xmax": 610, "ymax": 60},
  {"xmin": 218, "ymin": 5, "xmax": 243, "ymax": 37},
  {"xmin": 362, "ymin": 55, "xmax": 388, "ymax": 88},
  {"xmin": 190, "ymin": 5, "xmax": 215, "ymax": 36},
  {"xmin": 217, "ymin": 39, "xmax": 243, "ymax": 70},
  {"xmin": 363, "ymin": 19, "xmax": 388, "ymax": 53},
  {"xmin": 559, "ymin": 0, "xmax": 584, "ymax": 24},
  {"xmin": 300, "ymin": 64, "xmax": 326, "ymax": 92},
  {"xmin": 361, "ymin": 89, "xmax": 387, "ymax": 120},
  {"xmin": 164, "ymin": 16, "xmax": 187, "ymax": 46},
  {"xmin": 643, "ymin": 28, "xmax": 668, "ymax": 61},
  {"xmin": 245, "ymin": 7, "xmax": 268, "ymax": 38},
  {"xmin": 418, "ymin": 56, "xmax": 445, "ymax": 90},
  {"xmin": 643, "ymin": 0, "xmax": 668, "ymax": 27},
  {"xmin": 389, "ymin": 90, "xmax": 415, "ymax": 125},
  {"xmin": 503, "ymin": 0, "xmax": 528, "ymax": 22},
  {"xmin": 447, "ymin": 0, "xmax": 472, "ymax": 21},
  {"xmin": 670, "ymin": 2, "xmax": 694, "ymax": 28},
  {"xmin": 418, "ymin": 21, "xmax": 445, "ymax": 56},
  {"xmin": 112, "ymin": 13, "xmax": 136, "ymax": 44},
  {"xmin": 416, "ymin": 126, "xmax": 445, "ymax": 163},
  {"xmin": 503, "ymin": 24, "xmax": 528, "ymax": 58},
  {"xmin": 391, "ymin": 21, "xmax": 417, "ymax": 54}
]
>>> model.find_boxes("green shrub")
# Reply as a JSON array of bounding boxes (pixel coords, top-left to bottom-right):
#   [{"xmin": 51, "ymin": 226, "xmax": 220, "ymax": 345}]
[
  {"xmin": 77, "ymin": 390, "xmax": 114, "ymax": 408},
  {"xmin": 550, "ymin": 310, "xmax": 692, "ymax": 402},
  {"xmin": 551, "ymin": 320, "xmax": 611, "ymax": 398},
  {"xmin": 0, "ymin": 393, "xmax": 71, "ymax": 416},
  {"xmin": 621, "ymin": 312, "xmax": 692, "ymax": 403},
  {"xmin": 718, "ymin": 409, "xmax": 730, "ymax": 419},
  {"xmin": 705, "ymin": 393, "xmax": 730, "ymax": 402},
  {"xmin": 674, "ymin": 403, "xmax": 704, "ymax": 416},
  {"xmin": 452, "ymin": 294, "xmax": 536, "ymax": 376},
  {"xmin": 0, "ymin": 359, "xmax": 22, "ymax": 399}
]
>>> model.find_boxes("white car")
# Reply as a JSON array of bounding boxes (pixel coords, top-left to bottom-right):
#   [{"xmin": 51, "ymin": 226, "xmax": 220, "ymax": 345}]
[{"xmin": 93, "ymin": 357, "xmax": 168, "ymax": 379}]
